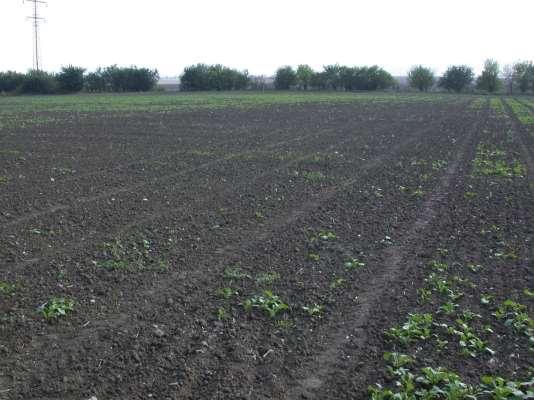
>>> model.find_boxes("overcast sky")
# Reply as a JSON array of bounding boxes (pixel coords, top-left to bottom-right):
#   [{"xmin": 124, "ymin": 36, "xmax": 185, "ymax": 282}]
[{"xmin": 1, "ymin": 0, "xmax": 533, "ymax": 77}]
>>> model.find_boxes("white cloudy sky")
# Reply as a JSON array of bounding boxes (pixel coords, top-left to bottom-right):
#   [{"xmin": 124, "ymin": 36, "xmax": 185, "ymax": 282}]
[{"xmin": 1, "ymin": 0, "xmax": 532, "ymax": 77}]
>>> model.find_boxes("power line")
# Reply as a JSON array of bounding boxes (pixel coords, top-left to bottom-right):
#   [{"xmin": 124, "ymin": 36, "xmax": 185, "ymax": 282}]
[{"xmin": 25, "ymin": 0, "xmax": 47, "ymax": 71}]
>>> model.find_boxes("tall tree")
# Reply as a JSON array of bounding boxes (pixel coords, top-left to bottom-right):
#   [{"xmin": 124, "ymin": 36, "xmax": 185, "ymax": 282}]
[
  {"xmin": 274, "ymin": 66, "xmax": 297, "ymax": 90},
  {"xmin": 438, "ymin": 65, "xmax": 474, "ymax": 93},
  {"xmin": 296, "ymin": 65, "xmax": 314, "ymax": 90},
  {"xmin": 407, "ymin": 65, "xmax": 435, "ymax": 91},
  {"xmin": 476, "ymin": 59, "xmax": 501, "ymax": 93},
  {"xmin": 513, "ymin": 61, "xmax": 534, "ymax": 93}
]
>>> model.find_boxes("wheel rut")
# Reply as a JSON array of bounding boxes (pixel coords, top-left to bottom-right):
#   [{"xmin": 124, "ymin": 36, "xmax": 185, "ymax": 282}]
[{"xmin": 282, "ymin": 114, "xmax": 481, "ymax": 400}]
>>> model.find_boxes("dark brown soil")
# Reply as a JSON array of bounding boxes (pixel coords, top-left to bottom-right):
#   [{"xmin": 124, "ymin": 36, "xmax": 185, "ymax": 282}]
[{"xmin": 0, "ymin": 98, "xmax": 532, "ymax": 400}]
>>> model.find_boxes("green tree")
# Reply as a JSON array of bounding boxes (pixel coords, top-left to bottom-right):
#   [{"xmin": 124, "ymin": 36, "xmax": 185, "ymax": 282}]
[
  {"xmin": 322, "ymin": 64, "xmax": 343, "ymax": 90},
  {"xmin": 274, "ymin": 66, "xmax": 297, "ymax": 90},
  {"xmin": 438, "ymin": 65, "xmax": 474, "ymax": 92},
  {"xmin": 476, "ymin": 59, "xmax": 501, "ymax": 93},
  {"xmin": 408, "ymin": 65, "xmax": 435, "ymax": 91},
  {"xmin": 56, "ymin": 65, "xmax": 85, "ymax": 93},
  {"xmin": 18, "ymin": 70, "xmax": 58, "ymax": 94},
  {"xmin": 513, "ymin": 61, "xmax": 534, "ymax": 93},
  {"xmin": 296, "ymin": 64, "xmax": 314, "ymax": 90},
  {"xmin": 0, "ymin": 71, "xmax": 25, "ymax": 93}
]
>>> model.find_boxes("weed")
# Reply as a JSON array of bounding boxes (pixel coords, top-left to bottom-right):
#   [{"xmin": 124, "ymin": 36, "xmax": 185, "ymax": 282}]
[
  {"xmin": 39, "ymin": 298, "xmax": 74, "ymax": 320},
  {"xmin": 243, "ymin": 291, "xmax": 289, "ymax": 318},
  {"xmin": 524, "ymin": 288, "xmax": 534, "ymax": 299},
  {"xmin": 428, "ymin": 260, "xmax": 448, "ymax": 273},
  {"xmin": 254, "ymin": 211, "xmax": 265, "ymax": 221},
  {"xmin": 480, "ymin": 294, "xmax": 494, "ymax": 306},
  {"xmin": 0, "ymin": 175, "xmax": 9, "ymax": 184},
  {"xmin": 480, "ymin": 376, "xmax": 534, "ymax": 399},
  {"xmin": 412, "ymin": 187, "xmax": 425, "ymax": 198},
  {"xmin": 417, "ymin": 288, "xmax": 432, "ymax": 304},
  {"xmin": 464, "ymin": 191, "xmax": 478, "ymax": 199},
  {"xmin": 439, "ymin": 301, "xmax": 458, "ymax": 316},
  {"xmin": 448, "ymin": 320, "xmax": 493, "ymax": 357},
  {"xmin": 467, "ymin": 263, "xmax": 483, "ymax": 273}
]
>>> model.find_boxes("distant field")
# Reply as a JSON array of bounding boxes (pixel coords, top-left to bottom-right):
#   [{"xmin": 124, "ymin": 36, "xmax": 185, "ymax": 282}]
[{"xmin": 0, "ymin": 92, "xmax": 532, "ymax": 399}]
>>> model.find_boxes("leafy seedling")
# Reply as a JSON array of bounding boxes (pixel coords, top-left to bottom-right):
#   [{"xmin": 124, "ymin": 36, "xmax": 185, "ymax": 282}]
[
  {"xmin": 302, "ymin": 304, "xmax": 324, "ymax": 317},
  {"xmin": 345, "ymin": 258, "xmax": 365, "ymax": 270},
  {"xmin": 244, "ymin": 291, "xmax": 289, "ymax": 318},
  {"xmin": 39, "ymin": 298, "xmax": 74, "ymax": 320}
]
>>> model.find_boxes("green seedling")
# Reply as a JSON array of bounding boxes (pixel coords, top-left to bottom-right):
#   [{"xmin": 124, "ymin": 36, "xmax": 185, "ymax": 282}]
[
  {"xmin": 308, "ymin": 253, "xmax": 320, "ymax": 262},
  {"xmin": 449, "ymin": 320, "xmax": 493, "ymax": 358},
  {"xmin": 216, "ymin": 287, "xmax": 237, "ymax": 299},
  {"xmin": 256, "ymin": 271, "xmax": 280, "ymax": 285},
  {"xmin": 383, "ymin": 352, "xmax": 413, "ymax": 377},
  {"xmin": 494, "ymin": 300, "xmax": 533, "ymax": 336},
  {"xmin": 467, "ymin": 263, "xmax": 483, "ymax": 273},
  {"xmin": 432, "ymin": 160, "xmax": 448, "ymax": 170},
  {"xmin": 330, "ymin": 278, "xmax": 346, "ymax": 289},
  {"xmin": 310, "ymin": 230, "xmax": 337, "ymax": 242},
  {"xmin": 243, "ymin": 290, "xmax": 289, "ymax": 318},
  {"xmin": 0, "ymin": 176, "xmax": 9, "ymax": 184},
  {"xmin": 464, "ymin": 191, "xmax": 477, "ymax": 199},
  {"xmin": 217, "ymin": 307, "xmax": 229, "ymax": 321},
  {"xmin": 480, "ymin": 376, "xmax": 534, "ymax": 399},
  {"xmin": 254, "ymin": 211, "xmax": 265, "ymax": 221},
  {"xmin": 412, "ymin": 187, "xmax": 425, "ymax": 198},
  {"xmin": 428, "ymin": 260, "xmax": 448, "ymax": 273},
  {"xmin": 417, "ymin": 288, "xmax": 432, "ymax": 304},
  {"xmin": 439, "ymin": 301, "xmax": 458, "ymax": 315},
  {"xmin": 524, "ymin": 288, "xmax": 534, "ymax": 299},
  {"xmin": 302, "ymin": 304, "xmax": 324, "ymax": 317},
  {"xmin": 39, "ymin": 297, "xmax": 74, "ymax": 320},
  {"xmin": 0, "ymin": 282, "xmax": 16, "ymax": 295},
  {"xmin": 480, "ymin": 294, "xmax": 494, "ymax": 306},
  {"xmin": 302, "ymin": 170, "xmax": 326, "ymax": 182},
  {"xmin": 345, "ymin": 258, "xmax": 365, "ymax": 270},
  {"xmin": 223, "ymin": 266, "xmax": 251, "ymax": 280},
  {"xmin": 386, "ymin": 313, "xmax": 433, "ymax": 345}
]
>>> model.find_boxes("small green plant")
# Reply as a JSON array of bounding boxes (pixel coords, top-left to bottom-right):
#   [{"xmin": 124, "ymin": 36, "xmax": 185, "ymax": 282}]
[
  {"xmin": 480, "ymin": 376, "xmax": 533, "ymax": 399},
  {"xmin": 480, "ymin": 294, "xmax": 494, "ymax": 305},
  {"xmin": 254, "ymin": 211, "xmax": 265, "ymax": 221},
  {"xmin": 309, "ymin": 230, "xmax": 337, "ymax": 242},
  {"xmin": 223, "ymin": 266, "xmax": 251, "ymax": 280},
  {"xmin": 417, "ymin": 288, "xmax": 432, "ymax": 304},
  {"xmin": 412, "ymin": 187, "xmax": 425, "ymax": 198},
  {"xmin": 256, "ymin": 271, "xmax": 280, "ymax": 285},
  {"xmin": 217, "ymin": 307, "xmax": 229, "ymax": 321},
  {"xmin": 494, "ymin": 300, "xmax": 533, "ymax": 336},
  {"xmin": 0, "ymin": 281, "xmax": 16, "ymax": 295},
  {"xmin": 345, "ymin": 258, "xmax": 365, "ymax": 270},
  {"xmin": 330, "ymin": 277, "xmax": 346, "ymax": 289},
  {"xmin": 439, "ymin": 301, "xmax": 458, "ymax": 315},
  {"xmin": 464, "ymin": 191, "xmax": 478, "ymax": 199},
  {"xmin": 216, "ymin": 287, "xmax": 237, "ymax": 299},
  {"xmin": 386, "ymin": 313, "xmax": 433, "ymax": 345},
  {"xmin": 97, "ymin": 259, "xmax": 129, "ymax": 270},
  {"xmin": 0, "ymin": 175, "xmax": 9, "ymax": 184},
  {"xmin": 302, "ymin": 304, "xmax": 324, "ymax": 317},
  {"xmin": 448, "ymin": 320, "xmax": 493, "ymax": 357},
  {"xmin": 524, "ymin": 288, "xmax": 534, "ymax": 299},
  {"xmin": 427, "ymin": 260, "xmax": 448, "ymax": 273},
  {"xmin": 243, "ymin": 291, "xmax": 289, "ymax": 318},
  {"xmin": 308, "ymin": 253, "xmax": 320, "ymax": 262},
  {"xmin": 39, "ymin": 297, "xmax": 74, "ymax": 320},
  {"xmin": 432, "ymin": 160, "xmax": 448, "ymax": 170},
  {"xmin": 467, "ymin": 263, "xmax": 483, "ymax": 273},
  {"xmin": 302, "ymin": 170, "xmax": 326, "ymax": 182}
]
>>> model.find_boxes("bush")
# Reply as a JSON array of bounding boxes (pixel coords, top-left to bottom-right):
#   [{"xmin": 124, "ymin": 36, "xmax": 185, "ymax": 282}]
[
  {"xmin": 438, "ymin": 65, "xmax": 474, "ymax": 93},
  {"xmin": 274, "ymin": 66, "xmax": 297, "ymax": 90},
  {"xmin": 18, "ymin": 70, "xmax": 58, "ymax": 94},
  {"xmin": 408, "ymin": 66, "xmax": 435, "ymax": 91},
  {"xmin": 0, "ymin": 71, "xmax": 25, "ymax": 93},
  {"xmin": 57, "ymin": 65, "xmax": 85, "ymax": 93},
  {"xmin": 180, "ymin": 64, "xmax": 249, "ymax": 91},
  {"xmin": 339, "ymin": 66, "xmax": 394, "ymax": 91},
  {"xmin": 83, "ymin": 66, "xmax": 158, "ymax": 92}
]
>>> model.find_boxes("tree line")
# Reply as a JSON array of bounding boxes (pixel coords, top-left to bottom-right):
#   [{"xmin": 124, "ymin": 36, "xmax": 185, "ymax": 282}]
[
  {"xmin": 0, "ymin": 65, "xmax": 159, "ymax": 94},
  {"xmin": 1, "ymin": 60, "xmax": 533, "ymax": 95},
  {"xmin": 407, "ymin": 60, "xmax": 534, "ymax": 93}
]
